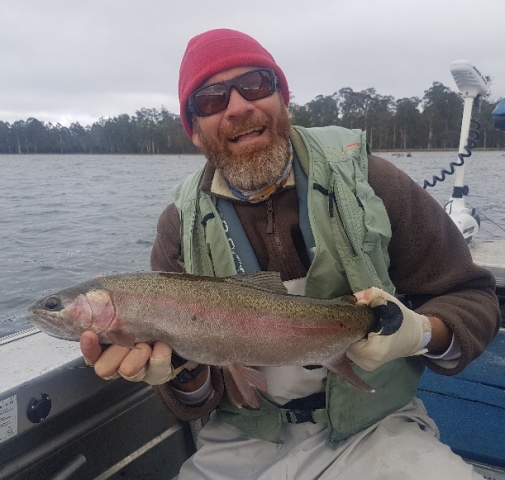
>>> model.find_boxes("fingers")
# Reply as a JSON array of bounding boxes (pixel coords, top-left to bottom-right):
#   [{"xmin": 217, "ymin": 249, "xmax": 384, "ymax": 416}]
[
  {"xmin": 117, "ymin": 343, "xmax": 153, "ymax": 377},
  {"xmin": 80, "ymin": 334, "xmax": 176, "ymax": 385},
  {"xmin": 94, "ymin": 344, "xmax": 132, "ymax": 379},
  {"xmin": 80, "ymin": 331, "xmax": 103, "ymax": 365},
  {"xmin": 124, "ymin": 342, "xmax": 175, "ymax": 385},
  {"xmin": 354, "ymin": 287, "xmax": 389, "ymax": 307},
  {"xmin": 151, "ymin": 341, "xmax": 173, "ymax": 359}
]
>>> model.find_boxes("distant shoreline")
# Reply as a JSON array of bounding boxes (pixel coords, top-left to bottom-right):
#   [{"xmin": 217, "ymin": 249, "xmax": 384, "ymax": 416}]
[{"xmin": 1, "ymin": 149, "xmax": 504, "ymax": 155}]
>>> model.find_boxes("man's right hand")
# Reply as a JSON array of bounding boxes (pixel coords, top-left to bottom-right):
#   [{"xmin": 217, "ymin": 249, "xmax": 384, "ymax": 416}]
[{"xmin": 80, "ymin": 332, "xmax": 185, "ymax": 385}]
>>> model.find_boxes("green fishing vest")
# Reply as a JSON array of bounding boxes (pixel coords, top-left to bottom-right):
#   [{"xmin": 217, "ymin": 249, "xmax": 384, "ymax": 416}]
[{"xmin": 173, "ymin": 126, "xmax": 424, "ymax": 447}]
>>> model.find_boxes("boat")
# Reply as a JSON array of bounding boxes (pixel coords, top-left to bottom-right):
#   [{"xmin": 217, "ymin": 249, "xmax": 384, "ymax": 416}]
[{"xmin": 1, "ymin": 61, "xmax": 505, "ymax": 480}]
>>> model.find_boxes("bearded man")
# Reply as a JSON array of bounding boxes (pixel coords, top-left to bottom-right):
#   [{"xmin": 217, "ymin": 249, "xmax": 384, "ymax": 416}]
[{"xmin": 81, "ymin": 29, "xmax": 500, "ymax": 479}]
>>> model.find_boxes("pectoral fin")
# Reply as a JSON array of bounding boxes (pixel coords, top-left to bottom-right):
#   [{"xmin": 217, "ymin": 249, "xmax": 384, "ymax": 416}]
[
  {"xmin": 323, "ymin": 355, "xmax": 375, "ymax": 393},
  {"xmin": 107, "ymin": 330, "xmax": 136, "ymax": 348},
  {"xmin": 223, "ymin": 364, "xmax": 268, "ymax": 409}
]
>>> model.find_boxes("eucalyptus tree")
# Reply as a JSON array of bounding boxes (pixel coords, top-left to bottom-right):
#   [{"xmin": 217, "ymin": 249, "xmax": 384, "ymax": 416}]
[
  {"xmin": 88, "ymin": 118, "xmax": 107, "ymax": 153},
  {"xmin": 0, "ymin": 121, "xmax": 12, "ymax": 153},
  {"xmin": 158, "ymin": 108, "xmax": 197, "ymax": 153},
  {"xmin": 288, "ymin": 102, "xmax": 312, "ymax": 127},
  {"xmin": 69, "ymin": 122, "xmax": 90, "ymax": 153},
  {"xmin": 476, "ymin": 98, "xmax": 503, "ymax": 149},
  {"xmin": 51, "ymin": 123, "xmax": 71, "ymax": 154},
  {"xmin": 305, "ymin": 94, "xmax": 340, "ymax": 127},
  {"xmin": 10, "ymin": 120, "xmax": 28, "ymax": 153},
  {"xmin": 134, "ymin": 108, "xmax": 162, "ymax": 153},
  {"xmin": 365, "ymin": 92, "xmax": 395, "ymax": 150},
  {"xmin": 336, "ymin": 88, "xmax": 395, "ymax": 149},
  {"xmin": 394, "ymin": 97, "xmax": 422, "ymax": 149},
  {"xmin": 109, "ymin": 114, "xmax": 136, "ymax": 153},
  {"xmin": 422, "ymin": 82, "xmax": 463, "ymax": 149},
  {"xmin": 337, "ymin": 87, "xmax": 368, "ymax": 129},
  {"xmin": 25, "ymin": 118, "xmax": 47, "ymax": 153}
]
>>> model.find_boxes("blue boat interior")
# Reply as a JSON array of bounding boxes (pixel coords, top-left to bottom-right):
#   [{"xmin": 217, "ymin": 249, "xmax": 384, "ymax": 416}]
[{"xmin": 418, "ymin": 329, "xmax": 505, "ymax": 469}]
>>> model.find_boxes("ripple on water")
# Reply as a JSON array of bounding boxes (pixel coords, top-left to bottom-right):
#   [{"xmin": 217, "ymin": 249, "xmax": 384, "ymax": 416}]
[{"xmin": 2, "ymin": 152, "xmax": 504, "ymax": 337}]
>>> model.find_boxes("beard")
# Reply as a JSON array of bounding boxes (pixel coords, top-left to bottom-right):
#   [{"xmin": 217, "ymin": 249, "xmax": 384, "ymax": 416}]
[{"xmin": 194, "ymin": 102, "xmax": 292, "ymax": 191}]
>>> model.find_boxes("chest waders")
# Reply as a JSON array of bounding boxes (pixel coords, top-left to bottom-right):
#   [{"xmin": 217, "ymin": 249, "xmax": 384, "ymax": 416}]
[{"xmin": 173, "ymin": 126, "xmax": 424, "ymax": 445}]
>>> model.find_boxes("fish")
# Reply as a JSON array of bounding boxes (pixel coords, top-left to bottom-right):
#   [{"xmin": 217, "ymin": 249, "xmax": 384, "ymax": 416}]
[{"xmin": 29, "ymin": 271, "xmax": 377, "ymax": 408}]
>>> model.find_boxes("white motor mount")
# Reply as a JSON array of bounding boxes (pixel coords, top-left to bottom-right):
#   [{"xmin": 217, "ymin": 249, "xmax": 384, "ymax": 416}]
[{"xmin": 446, "ymin": 60, "xmax": 489, "ymax": 241}]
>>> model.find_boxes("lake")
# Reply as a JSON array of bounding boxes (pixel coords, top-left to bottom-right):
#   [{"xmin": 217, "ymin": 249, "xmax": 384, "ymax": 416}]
[{"xmin": 1, "ymin": 150, "xmax": 504, "ymax": 337}]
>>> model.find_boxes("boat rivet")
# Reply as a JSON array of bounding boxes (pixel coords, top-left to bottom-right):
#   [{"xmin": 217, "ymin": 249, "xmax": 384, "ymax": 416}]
[{"xmin": 26, "ymin": 393, "xmax": 52, "ymax": 423}]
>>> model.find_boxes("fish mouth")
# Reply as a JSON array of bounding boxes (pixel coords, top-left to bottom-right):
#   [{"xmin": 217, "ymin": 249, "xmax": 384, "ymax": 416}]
[
  {"xmin": 28, "ymin": 311, "xmax": 79, "ymax": 341},
  {"xmin": 229, "ymin": 126, "xmax": 266, "ymax": 143}
]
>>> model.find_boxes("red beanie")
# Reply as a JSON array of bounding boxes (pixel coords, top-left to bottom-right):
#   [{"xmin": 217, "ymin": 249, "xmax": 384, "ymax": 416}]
[{"xmin": 178, "ymin": 29, "xmax": 290, "ymax": 138}]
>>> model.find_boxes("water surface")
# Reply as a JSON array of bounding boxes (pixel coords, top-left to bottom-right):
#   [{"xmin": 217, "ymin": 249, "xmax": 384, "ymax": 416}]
[{"xmin": 1, "ymin": 151, "xmax": 504, "ymax": 337}]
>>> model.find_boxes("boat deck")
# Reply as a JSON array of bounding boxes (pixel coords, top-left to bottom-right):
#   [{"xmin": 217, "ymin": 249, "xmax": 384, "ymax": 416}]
[
  {"xmin": 470, "ymin": 240, "xmax": 505, "ymax": 289},
  {"xmin": 1, "ymin": 239, "xmax": 505, "ymax": 478},
  {"xmin": 418, "ymin": 329, "xmax": 505, "ymax": 478},
  {"xmin": 416, "ymin": 240, "xmax": 505, "ymax": 478},
  {"xmin": 470, "ymin": 240, "xmax": 505, "ymax": 326}
]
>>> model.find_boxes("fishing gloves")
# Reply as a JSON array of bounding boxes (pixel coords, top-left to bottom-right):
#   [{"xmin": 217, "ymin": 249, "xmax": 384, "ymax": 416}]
[
  {"xmin": 346, "ymin": 287, "xmax": 432, "ymax": 371},
  {"xmin": 119, "ymin": 356, "xmax": 200, "ymax": 385}
]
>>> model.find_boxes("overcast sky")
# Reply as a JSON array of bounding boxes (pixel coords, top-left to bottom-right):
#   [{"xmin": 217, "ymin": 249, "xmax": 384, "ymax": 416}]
[{"xmin": 2, "ymin": 0, "xmax": 504, "ymax": 127}]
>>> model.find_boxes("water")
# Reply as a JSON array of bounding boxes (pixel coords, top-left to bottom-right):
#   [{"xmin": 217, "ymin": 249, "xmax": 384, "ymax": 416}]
[
  {"xmin": 0, "ymin": 154, "xmax": 205, "ymax": 337},
  {"xmin": 1, "ymin": 150, "xmax": 504, "ymax": 338},
  {"xmin": 386, "ymin": 150, "xmax": 505, "ymax": 240}
]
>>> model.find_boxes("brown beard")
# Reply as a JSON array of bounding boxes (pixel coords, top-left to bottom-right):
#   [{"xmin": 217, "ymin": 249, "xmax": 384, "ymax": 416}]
[{"xmin": 194, "ymin": 100, "xmax": 292, "ymax": 191}]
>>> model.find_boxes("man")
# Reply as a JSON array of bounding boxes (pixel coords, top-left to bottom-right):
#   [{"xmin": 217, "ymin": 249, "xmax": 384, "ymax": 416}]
[{"xmin": 81, "ymin": 29, "xmax": 500, "ymax": 479}]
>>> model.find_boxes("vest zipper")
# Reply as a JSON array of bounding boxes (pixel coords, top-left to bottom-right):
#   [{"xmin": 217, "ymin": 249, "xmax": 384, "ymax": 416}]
[
  {"xmin": 265, "ymin": 197, "xmax": 292, "ymax": 275},
  {"xmin": 266, "ymin": 198, "xmax": 274, "ymax": 234}
]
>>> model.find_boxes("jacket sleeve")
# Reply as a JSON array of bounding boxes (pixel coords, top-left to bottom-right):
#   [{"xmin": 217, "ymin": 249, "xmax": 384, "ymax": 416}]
[
  {"xmin": 150, "ymin": 203, "xmax": 225, "ymax": 418},
  {"xmin": 150, "ymin": 203, "xmax": 185, "ymax": 273},
  {"xmin": 153, "ymin": 367, "xmax": 225, "ymax": 422},
  {"xmin": 368, "ymin": 155, "xmax": 501, "ymax": 375}
]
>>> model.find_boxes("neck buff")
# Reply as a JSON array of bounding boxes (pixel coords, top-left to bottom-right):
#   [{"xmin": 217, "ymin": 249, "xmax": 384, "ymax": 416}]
[{"xmin": 226, "ymin": 148, "xmax": 294, "ymax": 203}]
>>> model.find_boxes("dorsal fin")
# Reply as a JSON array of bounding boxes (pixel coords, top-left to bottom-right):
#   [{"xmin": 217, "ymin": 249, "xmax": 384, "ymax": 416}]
[{"xmin": 225, "ymin": 272, "xmax": 288, "ymax": 295}]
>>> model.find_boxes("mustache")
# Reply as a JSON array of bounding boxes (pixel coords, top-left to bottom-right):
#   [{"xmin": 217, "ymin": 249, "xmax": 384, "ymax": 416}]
[{"xmin": 219, "ymin": 115, "xmax": 270, "ymax": 140}]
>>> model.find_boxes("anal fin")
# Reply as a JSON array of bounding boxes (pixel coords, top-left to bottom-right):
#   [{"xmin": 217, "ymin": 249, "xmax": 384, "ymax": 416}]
[{"xmin": 323, "ymin": 355, "xmax": 375, "ymax": 393}]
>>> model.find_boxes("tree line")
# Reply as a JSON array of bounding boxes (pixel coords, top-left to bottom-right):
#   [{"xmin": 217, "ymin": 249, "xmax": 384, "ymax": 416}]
[{"xmin": 0, "ymin": 81, "xmax": 503, "ymax": 155}]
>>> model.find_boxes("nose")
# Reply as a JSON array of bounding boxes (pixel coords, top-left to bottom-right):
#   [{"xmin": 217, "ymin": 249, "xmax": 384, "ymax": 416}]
[{"xmin": 224, "ymin": 87, "xmax": 253, "ymax": 118}]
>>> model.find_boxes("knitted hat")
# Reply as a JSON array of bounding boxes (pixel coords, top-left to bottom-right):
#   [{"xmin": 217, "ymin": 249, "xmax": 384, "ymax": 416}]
[{"xmin": 178, "ymin": 28, "xmax": 290, "ymax": 138}]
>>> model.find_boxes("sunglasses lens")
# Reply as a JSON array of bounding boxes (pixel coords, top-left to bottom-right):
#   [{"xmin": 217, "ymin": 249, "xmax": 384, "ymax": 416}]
[
  {"xmin": 191, "ymin": 69, "xmax": 276, "ymax": 116},
  {"xmin": 239, "ymin": 70, "xmax": 275, "ymax": 101},
  {"xmin": 193, "ymin": 86, "xmax": 228, "ymax": 116}
]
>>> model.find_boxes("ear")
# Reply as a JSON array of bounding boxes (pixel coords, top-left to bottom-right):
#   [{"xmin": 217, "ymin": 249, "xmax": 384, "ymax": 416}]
[{"xmin": 192, "ymin": 130, "xmax": 202, "ymax": 148}]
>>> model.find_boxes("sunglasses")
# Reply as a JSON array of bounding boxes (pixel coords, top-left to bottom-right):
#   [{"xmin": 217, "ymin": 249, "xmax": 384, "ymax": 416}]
[{"xmin": 188, "ymin": 69, "xmax": 278, "ymax": 117}]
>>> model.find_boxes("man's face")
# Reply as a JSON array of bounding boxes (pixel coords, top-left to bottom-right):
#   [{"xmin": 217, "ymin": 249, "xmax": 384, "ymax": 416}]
[{"xmin": 191, "ymin": 66, "xmax": 291, "ymax": 191}]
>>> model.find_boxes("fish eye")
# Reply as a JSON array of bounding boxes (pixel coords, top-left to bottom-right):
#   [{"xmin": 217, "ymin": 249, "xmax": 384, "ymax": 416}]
[{"xmin": 45, "ymin": 296, "xmax": 61, "ymax": 310}]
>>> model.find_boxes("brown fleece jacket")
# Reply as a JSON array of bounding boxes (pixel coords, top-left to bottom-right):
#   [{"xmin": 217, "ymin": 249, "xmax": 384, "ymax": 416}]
[{"xmin": 151, "ymin": 154, "xmax": 500, "ymax": 420}]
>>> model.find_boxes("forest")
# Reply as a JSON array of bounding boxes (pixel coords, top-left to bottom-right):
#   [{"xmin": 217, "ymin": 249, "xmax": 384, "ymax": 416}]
[{"xmin": 0, "ymin": 81, "xmax": 503, "ymax": 155}]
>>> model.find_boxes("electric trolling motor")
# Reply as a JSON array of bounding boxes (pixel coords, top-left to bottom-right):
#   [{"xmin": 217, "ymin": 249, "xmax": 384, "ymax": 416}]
[{"xmin": 446, "ymin": 60, "xmax": 490, "ymax": 242}]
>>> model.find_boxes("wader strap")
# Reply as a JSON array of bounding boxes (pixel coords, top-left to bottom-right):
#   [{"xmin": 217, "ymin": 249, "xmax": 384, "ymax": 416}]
[
  {"xmin": 215, "ymin": 198, "xmax": 261, "ymax": 274},
  {"xmin": 216, "ymin": 154, "xmax": 316, "ymax": 273},
  {"xmin": 280, "ymin": 407, "xmax": 328, "ymax": 424},
  {"xmin": 293, "ymin": 153, "xmax": 316, "ymax": 263},
  {"xmin": 278, "ymin": 390, "xmax": 328, "ymax": 424}
]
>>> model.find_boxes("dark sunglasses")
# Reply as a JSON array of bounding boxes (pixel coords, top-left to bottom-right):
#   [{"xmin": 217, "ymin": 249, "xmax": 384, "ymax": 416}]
[{"xmin": 188, "ymin": 69, "xmax": 278, "ymax": 117}]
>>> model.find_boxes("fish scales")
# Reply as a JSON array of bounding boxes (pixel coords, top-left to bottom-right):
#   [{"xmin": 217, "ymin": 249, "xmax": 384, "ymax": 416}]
[
  {"xmin": 29, "ymin": 271, "xmax": 374, "ymax": 369},
  {"xmin": 95, "ymin": 273, "xmax": 373, "ymax": 365}
]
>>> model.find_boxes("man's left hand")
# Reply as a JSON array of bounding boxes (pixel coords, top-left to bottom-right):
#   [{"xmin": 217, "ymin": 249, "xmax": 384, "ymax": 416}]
[{"xmin": 346, "ymin": 287, "xmax": 432, "ymax": 371}]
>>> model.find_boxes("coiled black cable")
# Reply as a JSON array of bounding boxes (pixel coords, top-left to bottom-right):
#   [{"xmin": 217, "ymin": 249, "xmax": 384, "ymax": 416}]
[{"xmin": 423, "ymin": 118, "xmax": 481, "ymax": 190}]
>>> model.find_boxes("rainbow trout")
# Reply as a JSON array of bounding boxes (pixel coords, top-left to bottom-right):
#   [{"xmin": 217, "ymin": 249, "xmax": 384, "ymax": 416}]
[{"xmin": 29, "ymin": 271, "xmax": 376, "ymax": 408}]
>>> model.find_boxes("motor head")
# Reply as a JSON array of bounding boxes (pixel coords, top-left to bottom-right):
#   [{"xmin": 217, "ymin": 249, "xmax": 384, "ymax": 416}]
[{"xmin": 450, "ymin": 60, "xmax": 490, "ymax": 98}]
